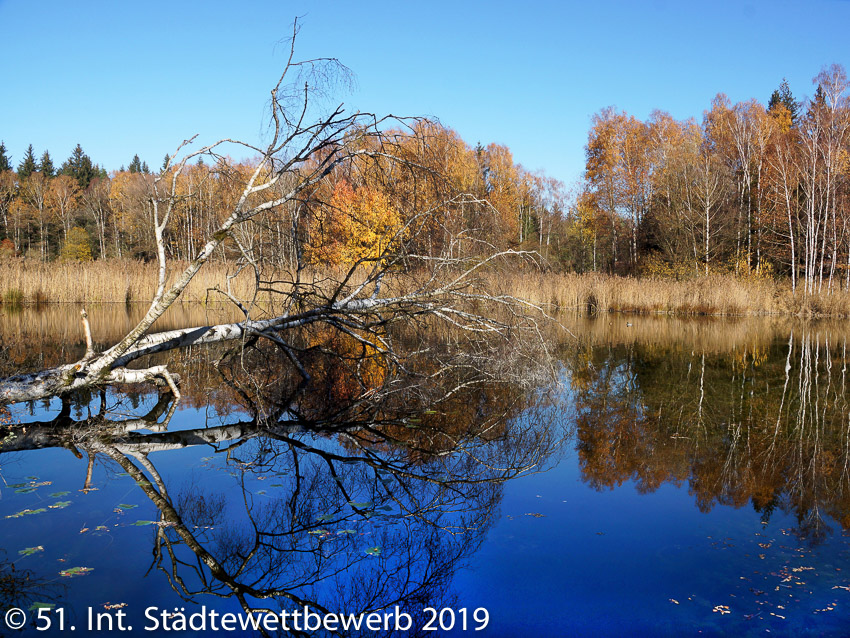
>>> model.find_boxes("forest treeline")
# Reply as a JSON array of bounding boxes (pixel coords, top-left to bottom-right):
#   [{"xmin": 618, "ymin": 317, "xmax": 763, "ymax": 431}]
[
  {"xmin": 0, "ymin": 126, "xmax": 566, "ymax": 269},
  {"xmin": 582, "ymin": 65, "xmax": 850, "ymax": 294},
  {"xmin": 1, "ymin": 64, "xmax": 848, "ymax": 298}
]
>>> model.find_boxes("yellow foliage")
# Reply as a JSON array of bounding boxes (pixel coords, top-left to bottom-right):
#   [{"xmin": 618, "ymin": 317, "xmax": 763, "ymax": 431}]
[
  {"xmin": 311, "ymin": 181, "xmax": 403, "ymax": 266},
  {"xmin": 60, "ymin": 227, "xmax": 93, "ymax": 262}
]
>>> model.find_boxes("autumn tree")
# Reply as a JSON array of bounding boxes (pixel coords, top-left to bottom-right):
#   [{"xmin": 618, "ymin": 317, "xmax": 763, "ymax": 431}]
[
  {"xmin": 0, "ymin": 170, "xmax": 16, "ymax": 241},
  {"xmin": 48, "ymin": 174, "xmax": 80, "ymax": 241},
  {"xmin": 59, "ymin": 226, "xmax": 93, "ymax": 261}
]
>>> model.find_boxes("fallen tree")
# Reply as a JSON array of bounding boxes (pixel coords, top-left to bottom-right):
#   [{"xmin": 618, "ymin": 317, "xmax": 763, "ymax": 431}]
[{"xmin": 0, "ymin": 27, "xmax": 546, "ymax": 407}]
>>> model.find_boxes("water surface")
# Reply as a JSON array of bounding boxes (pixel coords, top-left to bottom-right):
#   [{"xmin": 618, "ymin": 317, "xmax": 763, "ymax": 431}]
[{"xmin": 2, "ymin": 306, "xmax": 850, "ymax": 636}]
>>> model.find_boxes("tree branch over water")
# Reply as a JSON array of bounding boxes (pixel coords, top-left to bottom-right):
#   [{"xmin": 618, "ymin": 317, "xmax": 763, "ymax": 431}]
[{"xmin": 0, "ymin": 26, "xmax": 549, "ymax": 407}]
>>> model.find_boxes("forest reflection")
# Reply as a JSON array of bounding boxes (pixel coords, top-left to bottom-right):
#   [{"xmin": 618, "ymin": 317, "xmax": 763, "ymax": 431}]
[
  {"xmin": 0, "ymin": 315, "xmax": 564, "ymax": 637},
  {"xmin": 565, "ymin": 316, "xmax": 850, "ymax": 542}
]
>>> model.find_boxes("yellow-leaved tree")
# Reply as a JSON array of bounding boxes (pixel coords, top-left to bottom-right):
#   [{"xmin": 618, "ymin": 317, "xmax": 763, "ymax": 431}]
[
  {"xmin": 60, "ymin": 226, "xmax": 93, "ymax": 261},
  {"xmin": 311, "ymin": 181, "xmax": 403, "ymax": 266}
]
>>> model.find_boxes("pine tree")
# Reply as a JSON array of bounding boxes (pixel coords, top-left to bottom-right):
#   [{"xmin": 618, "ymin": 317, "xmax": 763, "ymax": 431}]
[
  {"xmin": 60, "ymin": 144, "xmax": 96, "ymax": 190},
  {"xmin": 0, "ymin": 142, "xmax": 11, "ymax": 172},
  {"xmin": 141, "ymin": 161, "xmax": 149, "ymax": 174},
  {"xmin": 39, "ymin": 150, "xmax": 55, "ymax": 177},
  {"xmin": 768, "ymin": 78, "xmax": 800, "ymax": 123},
  {"xmin": 161, "ymin": 154, "xmax": 170, "ymax": 171},
  {"xmin": 128, "ymin": 154, "xmax": 143, "ymax": 173},
  {"xmin": 17, "ymin": 144, "xmax": 37, "ymax": 179}
]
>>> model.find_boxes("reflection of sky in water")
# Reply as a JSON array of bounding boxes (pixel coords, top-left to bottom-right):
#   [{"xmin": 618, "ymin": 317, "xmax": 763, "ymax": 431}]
[{"xmin": 3, "ymin": 313, "xmax": 850, "ymax": 636}]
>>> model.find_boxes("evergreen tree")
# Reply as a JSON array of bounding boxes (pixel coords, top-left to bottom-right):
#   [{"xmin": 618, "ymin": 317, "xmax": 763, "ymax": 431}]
[
  {"xmin": 161, "ymin": 154, "xmax": 170, "ymax": 171},
  {"xmin": 0, "ymin": 142, "xmax": 11, "ymax": 172},
  {"xmin": 39, "ymin": 150, "xmax": 55, "ymax": 177},
  {"xmin": 768, "ymin": 78, "xmax": 800, "ymax": 122},
  {"xmin": 128, "ymin": 154, "xmax": 143, "ymax": 174},
  {"xmin": 141, "ymin": 161, "xmax": 149, "ymax": 174},
  {"xmin": 17, "ymin": 144, "xmax": 37, "ymax": 179},
  {"xmin": 60, "ymin": 144, "xmax": 96, "ymax": 190}
]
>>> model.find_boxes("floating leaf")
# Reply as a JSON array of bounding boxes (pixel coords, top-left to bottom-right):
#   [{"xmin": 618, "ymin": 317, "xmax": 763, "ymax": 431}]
[
  {"xmin": 365, "ymin": 547, "xmax": 382, "ymax": 556},
  {"xmin": 270, "ymin": 483, "xmax": 284, "ymax": 488},
  {"xmin": 49, "ymin": 501, "xmax": 71, "ymax": 509},
  {"xmin": 18, "ymin": 546, "xmax": 44, "ymax": 556},
  {"xmin": 348, "ymin": 501, "xmax": 373, "ymax": 509},
  {"xmin": 29, "ymin": 603, "xmax": 55, "ymax": 611},
  {"xmin": 132, "ymin": 520, "xmax": 155, "ymax": 526},
  {"xmin": 95, "ymin": 526, "xmax": 109, "ymax": 532},
  {"xmin": 134, "ymin": 481, "xmax": 152, "ymax": 488},
  {"xmin": 256, "ymin": 490, "xmax": 266, "ymax": 495},
  {"xmin": 6, "ymin": 507, "xmax": 47, "ymax": 519},
  {"xmin": 15, "ymin": 487, "xmax": 37, "ymax": 494},
  {"xmin": 59, "ymin": 566, "xmax": 93, "ymax": 578},
  {"xmin": 316, "ymin": 514, "xmax": 335, "ymax": 522},
  {"xmin": 116, "ymin": 504, "xmax": 137, "ymax": 510},
  {"xmin": 308, "ymin": 529, "xmax": 330, "ymax": 535},
  {"xmin": 49, "ymin": 491, "xmax": 70, "ymax": 498},
  {"xmin": 338, "ymin": 529, "xmax": 357, "ymax": 535}
]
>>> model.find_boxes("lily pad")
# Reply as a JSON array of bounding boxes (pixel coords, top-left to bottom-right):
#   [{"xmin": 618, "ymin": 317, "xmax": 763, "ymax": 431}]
[
  {"xmin": 348, "ymin": 501, "xmax": 373, "ymax": 509},
  {"xmin": 59, "ymin": 566, "xmax": 93, "ymax": 578},
  {"xmin": 131, "ymin": 520, "xmax": 156, "ymax": 526},
  {"xmin": 316, "ymin": 514, "xmax": 335, "ymax": 522},
  {"xmin": 308, "ymin": 529, "xmax": 330, "ymax": 535},
  {"xmin": 29, "ymin": 603, "xmax": 55, "ymax": 611},
  {"xmin": 116, "ymin": 503, "xmax": 138, "ymax": 510},
  {"xmin": 365, "ymin": 547, "xmax": 382, "ymax": 556},
  {"xmin": 49, "ymin": 491, "xmax": 71, "ymax": 498},
  {"xmin": 6, "ymin": 507, "xmax": 47, "ymax": 519},
  {"xmin": 18, "ymin": 546, "xmax": 44, "ymax": 556},
  {"xmin": 48, "ymin": 501, "xmax": 71, "ymax": 509}
]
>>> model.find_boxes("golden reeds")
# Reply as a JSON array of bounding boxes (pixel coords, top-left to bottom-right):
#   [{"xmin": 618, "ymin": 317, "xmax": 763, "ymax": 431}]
[
  {"xmin": 491, "ymin": 271, "xmax": 850, "ymax": 318},
  {"xmin": 2, "ymin": 258, "xmax": 850, "ymax": 318},
  {"xmin": 0, "ymin": 259, "xmax": 260, "ymax": 305}
]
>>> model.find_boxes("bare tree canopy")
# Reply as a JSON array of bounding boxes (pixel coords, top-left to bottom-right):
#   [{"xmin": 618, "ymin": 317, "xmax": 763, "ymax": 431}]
[{"xmin": 0, "ymin": 25, "xmax": 547, "ymax": 407}]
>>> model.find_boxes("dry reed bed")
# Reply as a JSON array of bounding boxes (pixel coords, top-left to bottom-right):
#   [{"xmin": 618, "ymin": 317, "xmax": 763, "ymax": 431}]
[
  {"xmin": 3, "ymin": 259, "xmax": 850, "ymax": 318},
  {"xmin": 0, "ymin": 260, "xmax": 268, "ymax": 305},
  {"xmin": 493, "ymin": 272, "xmax": 850, "ymax": 318}
]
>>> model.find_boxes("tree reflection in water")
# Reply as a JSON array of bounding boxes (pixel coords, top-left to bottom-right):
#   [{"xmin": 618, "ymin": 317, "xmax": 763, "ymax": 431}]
[
  {"xmin": 567, "ymin": 323, "xmax": 850, "ymax": 543},
  {"xmin": 0, "ymin": 328, "xmax": 564, "ymax": 637}
]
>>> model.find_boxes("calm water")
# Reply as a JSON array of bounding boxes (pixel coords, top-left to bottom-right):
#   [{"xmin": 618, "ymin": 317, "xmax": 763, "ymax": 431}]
[{"xmin": 2, "ymin": 306, "xmax": 850, "ymax": 636}]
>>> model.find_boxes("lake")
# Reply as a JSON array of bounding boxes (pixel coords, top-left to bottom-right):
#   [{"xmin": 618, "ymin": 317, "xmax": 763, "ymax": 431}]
[{"xmin": 1, "ymin": 305, "xmax": 850, "ymax": 636}]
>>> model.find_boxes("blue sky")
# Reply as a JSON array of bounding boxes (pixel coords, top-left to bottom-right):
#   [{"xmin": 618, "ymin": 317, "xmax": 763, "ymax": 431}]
[{"xmin": 1, "ymin": 0, "xmax": 849, "ymax": 187}]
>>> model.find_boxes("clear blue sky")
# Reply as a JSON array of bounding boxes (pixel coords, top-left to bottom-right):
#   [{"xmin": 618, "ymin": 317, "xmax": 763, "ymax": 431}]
[{"xmin": 1, "ymin": 0, "xmax": 849, "ymax": 188}]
